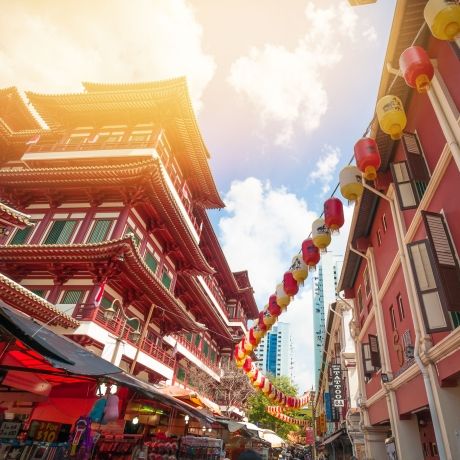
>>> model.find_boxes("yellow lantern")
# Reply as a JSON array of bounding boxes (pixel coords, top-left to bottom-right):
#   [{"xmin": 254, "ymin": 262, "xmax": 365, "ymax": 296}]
[
  {"xmin": 290, "ymin": 254, "xmax": 308, "ymax": 283},
  {"xmin": 262, "ymin": 378, "xmax": 271, "ymax": 394},
  {"xmin": 276, "ymin": 283, "xmax": 290, "ymax": 309},
  {"xmin": 252, "ymin": 319, "xmax": 264, "ymax": 340},
  {"xmin": 243, "ymin": 340, "xmax": 253, "ymax": 353},
  {"xmin": 339, "ymin": 165, "xmax": 363, "ymax": 202},
  {"xmin": 376, "ymin": 95, "xmax": 407, "ymax": 140},
  {"xmin": 262, "ymin": 308, "xmax": 277, "ymax": 327},
  {"xmin": 235, "ymin": 358, "xmax": 245, "ymax": 368},
  {"xmin": 247, "ymin": 366, "xmax": 257, "ymax": 379},
  {"xmin": 312, "ymin": 218, "xmax": 331, "ymax": 251},
  {"xmin": 424, "ymin": 0, "xmax": 460, "ymax": 41}
]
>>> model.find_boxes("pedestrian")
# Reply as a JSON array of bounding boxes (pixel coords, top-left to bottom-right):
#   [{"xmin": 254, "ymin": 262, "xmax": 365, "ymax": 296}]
[{"xmin": 237, "ymin": 449, "xmax": 263, "ymax": 460}]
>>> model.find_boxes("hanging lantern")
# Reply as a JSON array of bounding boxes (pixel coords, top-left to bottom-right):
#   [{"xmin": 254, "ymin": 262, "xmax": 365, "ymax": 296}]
[
  {"xmin": 235, "ymin": 358, "xmax": 245, "ymax": 368},
  {"xmin": 243, "ymin": 357, "xmax": 252, "ymax": 373},
  {"xmin": 283, "ymin": 271, "xmax": 299, "ymax": 296},
  {"xmin": 312, "ymin": 218, "xmax": 331, "ymax": 252},
  {"xmin": 399, "ymin": 46, "xmax": 435, "ymax": 93},
  {"xmin": 354, "ymin": 138, "xmax": 381, "ymax": 181},
  {"xmin": 276, "ymin": 283, "xmax": 290, "ymax": 309},
  {"xmin": 376, "ymin": 95, "xmax": 407, "ymax": 140},
  {"xmin": 261, "ymin": 309, "xmax": 276, "ymax": 329},
  {"xmin": 301, "ymin": 238, "xmax": 320, "ymax": 269},
  {"xmin": 339, "ymin": 166, "xmax": 364, "ymax": 202},
  {"xmin": 290, "ymin": 254, "xmax": 308, "ymax": 283},
  {"xmin": 248, "ymin": 328, "xmax": 260, "ymax": 347},
  {"xmin": 257, "ymin": 375, "xmax": 266, "ymax": 390},
  {"xmin": 102, "ymin": 394, "xmax": 119, "ymax": 424},
  {"xmin": 252, "ymin": 320, "xmax": 265, "ymax": 340},
  {"xmin": 424, "ymin": 0, "xmax": 460, "ymax": 41},
  {"xmin": 247, "ymin": 366, "xmax": 257, "ymax": 380},
  {"xmin": 324, "ymin": 198, "xmax": 345, "ymax": 233},
  {"xmin": 268, "ymin": 294, "xmax": 282, "ymax": 317},
  {"xmin": 262, "ymin": 378, "xmax": 271, "ymax": 394},
  {"xmin": 235, "ymin": 342, "xmax": 246, "ymax": 361}
]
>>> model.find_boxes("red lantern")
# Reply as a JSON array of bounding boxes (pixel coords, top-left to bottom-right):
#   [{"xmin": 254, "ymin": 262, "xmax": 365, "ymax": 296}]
[
  {"xmin": 324, "ymin": 198, "xmax": 344, "ymax": 232},
  {"xmin": 243, "ymin": 357, "xmax": 252, "ymax": 373},
  {"xmin": 258, "ymin": 311, "xmax": 268, "ymax": 331},
  {"xmin": 354, "ymin": 137, "xmax": 381, "ymax": 181},
  {"xmin": 283, "ymin": 271, "xmax": 299, "ymax": 297},
  {"xmin": 302, "ymin": 239, "xmax": 320, "ymax": 269},
  {"xmin": 268, "ymin": 294, "xmax": 282, "ymax": 317},
  {"xmin": 399, "ymin": 46, "xmax": 434, "ymax": 93},
  {"xmin": 248, "ymin": 328, "xmax": 258, "ymax": 346},
  {"xmin": 258, "ymin": 375, "xmax": 266, "ymax": 389}
]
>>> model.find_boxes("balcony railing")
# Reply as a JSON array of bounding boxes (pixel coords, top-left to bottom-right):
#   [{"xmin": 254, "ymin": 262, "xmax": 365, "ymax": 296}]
[
  {"xmin": 174, "ymin": 334, "xmax": 220, "ymax": 374},
  {"xmin": 25, "ymin": 136, "xmax": 203, "ymax": 238},
  {"xmin": 73, "ymin": 303, "xmax": 175, "ymax": 369}
]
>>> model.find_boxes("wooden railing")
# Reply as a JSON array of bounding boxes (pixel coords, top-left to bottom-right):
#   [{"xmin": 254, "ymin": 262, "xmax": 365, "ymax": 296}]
[
  {"xmin": 174, "ymin": 334, "xmax": 220, "ymax": 374},
  {"xmin": 73, "ymin": 303, "xmax": 175, "ymax": 368}
]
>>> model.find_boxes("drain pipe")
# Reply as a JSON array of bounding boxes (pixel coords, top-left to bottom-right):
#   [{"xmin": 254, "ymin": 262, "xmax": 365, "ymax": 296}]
[{"xmin": 362, "ymin": 182, "xmax": 448, "ymax": 460}]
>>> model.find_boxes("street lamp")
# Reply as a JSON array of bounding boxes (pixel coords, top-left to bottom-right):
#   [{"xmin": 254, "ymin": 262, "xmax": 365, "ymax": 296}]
[{"xmin": 102, "ymin": 299, "xmax": 141, "ymax": 344}]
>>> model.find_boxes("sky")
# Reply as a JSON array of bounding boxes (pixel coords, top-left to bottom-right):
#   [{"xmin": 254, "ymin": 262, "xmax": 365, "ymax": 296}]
[{"xmin": 0, "ymin": 0, "xmax": 396, "ymax": 391}]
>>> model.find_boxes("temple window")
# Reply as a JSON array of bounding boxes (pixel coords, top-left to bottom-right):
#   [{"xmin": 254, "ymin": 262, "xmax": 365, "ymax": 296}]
[
  {"xmin": 144, "ymin": 252, "xmax": 159, "ymax": 274},
  {"xmin": 8, "ymin": 225, "xmax": 34, "ymax": 245},
  {"xmin": 60, "ymin": 289, "xmax": 84, "ymax": 304},
  {"xmin": 161, "ymin": 266, "xmax": 173, "ymax": 290},
  {"xmin": 31, "ymin": 289, "xmax": 47, "ymax": 299},
  {"xmin": 128, "ymin": 130, "xmax": 152, "ymax": 143},
  {"xmin": 43, "ymin": 220, "xmax": 77, "ymax": 245},
  {"xmin": 86, "ymin": 219, "xmax": 114, "ymax": 243},
  {"xmin": 124, "ymin": 226, "xmax": 140, "ymax": 247}
]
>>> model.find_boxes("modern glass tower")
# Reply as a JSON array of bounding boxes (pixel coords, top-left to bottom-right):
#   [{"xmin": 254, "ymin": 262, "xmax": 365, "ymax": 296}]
[
  {"xmin": 254, "ymin": 322, "xmax": 291, "ymax": 377},
  {"xmin": 313, "ymin": 252, "xmax": 343, "ymax": 388}
]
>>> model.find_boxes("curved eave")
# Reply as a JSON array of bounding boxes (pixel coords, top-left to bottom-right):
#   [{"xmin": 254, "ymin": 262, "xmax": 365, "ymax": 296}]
[
  {"xmin": 0, "ymin": 273, "xmax": 78, "ymax": 328},
  {"xmin": 0, "ymin": 202, "xmax": 33, "ymax": 228},
  {"xmin": 25, "ymin": 78, "xmax": 224, "ymax": 209},
  {"xmin": 0, "ymin": 238, "xmax": 199, "ymax": 331},
  {"xmin": 0, "ymin": 87, "xmax": 42, "ymax": 131},
  {"xmin": 0, "ymin": 159, "xmax": 214, "ymax": 275}
]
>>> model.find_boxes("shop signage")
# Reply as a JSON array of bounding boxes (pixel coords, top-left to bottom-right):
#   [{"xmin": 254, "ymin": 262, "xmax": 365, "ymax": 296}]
[
  {"xmin": 331, "ymin": 364, "xmax": 344, "ymax": 407},
  {"xmin": 305, "ymin": 428, "xmax": 314, "ymax": 445},
  {"xmin": 324, "ymin": 392, "xmax": 333, "ymax": 422},
  {"xmin": 0, "ymin": 421, "xmax": 22, "ymax": 439},
  {"xmin": 28, "ymin": 420, "xmax": 71, "ymax": 443}
]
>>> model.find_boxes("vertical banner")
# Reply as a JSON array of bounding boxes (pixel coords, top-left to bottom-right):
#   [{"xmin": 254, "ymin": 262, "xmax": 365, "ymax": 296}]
[
  {"xmin": 331, "ymin": 364, "xmax": 344, "ymax": 407},
  {"xmin": 305, "ymin": 428, "xmax": 314, "ymax": 445},
  {"xmin": 324, "ymin": 392, "xmax": 333, "ymax": 422}
]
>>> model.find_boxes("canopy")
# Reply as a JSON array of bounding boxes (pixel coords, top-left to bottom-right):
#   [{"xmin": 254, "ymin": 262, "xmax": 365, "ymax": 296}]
[
  {"xmin": 259, "ymin": 429, "xmax": 287, "ymax": 448},
  {"xmin": 321, "ymin": 429, "xmax": 346, "ymax": 446}
]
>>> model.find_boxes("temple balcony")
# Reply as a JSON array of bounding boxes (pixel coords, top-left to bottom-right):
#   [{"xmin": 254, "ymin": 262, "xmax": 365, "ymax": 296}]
[
  {"xmin": 21, "ymin": 129, "xmax": 203, "ymax": 241},
  {"xmin": 72, "ymin": 303, "xmax": 175, "ymax": 378}
]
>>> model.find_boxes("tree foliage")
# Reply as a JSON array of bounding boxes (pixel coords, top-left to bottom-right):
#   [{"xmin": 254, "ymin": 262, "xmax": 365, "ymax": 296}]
[{"xmin": 246, "ymin": 375, "xmax": 302, "ymax": 439}]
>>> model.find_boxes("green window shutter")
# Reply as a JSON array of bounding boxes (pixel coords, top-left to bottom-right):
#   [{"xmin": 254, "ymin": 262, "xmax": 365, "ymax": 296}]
[
  {"xmin": 100, "ymin": 297, "xmax": 112, "ymax": 309},
  {"xmin": 161, "ymin": 269, "xmax": 172, "ymax": 289},
  {"xmin": 210, "ymin": 350, "xmax": 216, "ymax": 363},
  {"xmin": 177, "ymin": 367, "xmax": 186, "ymax": 382},
  {"xmin": 145, "ymin": 253, "xmax": 158, "ymax": 273},
  {"xmin": 202, "ymin": 341, "xmax": 209, "ymax": 357},
  {"xmin": 124, "ymin": 226, "xmax": 140, "ymax": 247},
  {"xmin": 87, "ymin": 220, "xmax": 112, "ymax": 243},
  {"xmin": 185, "ymin": 333, "xmax": 192, "ymax": 342},
  {"xmin": 61, "ymin": 290, "xmax": 83, "ymax": 304},
  {"xmin": 9, "ymin": 226, "xmax": 33, "ymax": 245},
  {"xmin": 194, "ymin": 335, "xmax": 201, "ymax": 347},
  {"xmin": 44, "ymin": 221, "xmax": 76, "ymax": 244},
  {"xmin": 451, "ymin": 312, "xmax": 460, "ymax": 329}
]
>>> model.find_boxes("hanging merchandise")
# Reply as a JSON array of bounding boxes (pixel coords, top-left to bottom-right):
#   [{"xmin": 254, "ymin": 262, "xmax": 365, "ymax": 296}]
[
  {"xmin": 102, "ymin": 393, "xmax": 119, "ymax": 424},
  {"xmin": 89, "ymin": 397, "xmax": 107, "ymax": 423},
  {"xmin": 312, "ymin": 218, "xmax": 331, "ymax": 251},
  {"xmin": 323, "ymin": 198, "xmax": 345, "ymax": 232},
  {"xmin": 276, "ymin": 283, "xmax": 291, "ymax": 309},
  {"xmin": 399, "ymin": 46, "xmax": 435, "ymax": 93},
  {"xmin": 354, "ymin": 138, "xmax": 381, "ymax": 181},
  {"xmin": 301, "ymin": 238, "xmax": 321, "ymax": 269},
  {"xmin": 339, "ymin": 165, "xmax": 364, "ymax": 201},
  {"xmin": 424, "ymin": 0, "xmax": 460, "ymax": 41},
  {"xmin": 376, "ymin": 95, "xmax": 407, "ymax": 140},
  {"xmin": 283, "ymin": 271, "xmax": 299, "ymax": 296},
  {"xmin": 290, "ymin": 254, "xmax": 309, "ymax": 282}
]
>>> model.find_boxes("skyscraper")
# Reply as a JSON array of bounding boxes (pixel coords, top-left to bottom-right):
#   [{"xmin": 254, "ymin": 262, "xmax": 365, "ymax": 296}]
[
  {"xmin": 313, "ymin": 252, "xmax": 343, "ymax": 388},
  {"xmin": 254, "ymin": 322, "xmax": 291, "ymax": 378}
]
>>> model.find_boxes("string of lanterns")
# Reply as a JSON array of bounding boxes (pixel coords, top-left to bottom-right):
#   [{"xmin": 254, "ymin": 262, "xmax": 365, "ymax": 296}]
[
  {"xmin": 266, "ymin": 406, "xmax": 310, "ymax": 427},
  {"xmin": 233, "ymin": 0, "xmax": 459, "ymax": 424}
]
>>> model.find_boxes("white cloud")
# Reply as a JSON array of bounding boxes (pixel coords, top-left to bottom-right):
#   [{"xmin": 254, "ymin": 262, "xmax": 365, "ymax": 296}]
[
  {"xmin": 218, "ymin": 177, "xmax": 318, "ymax": 389},
  {"xmin": 309, "ymin": 144, "xmax": 341, "ymax": 196},
  {"xmin": 0, "ymin": 0, "xmax": 215, "ymax": 110},
  {"xmin": 362, "ymin": 26, "xmax": 378, "ymax": 42},
  {"xmin": 227, "ymin": 1, "xmax": 377, "ymax": 145}
]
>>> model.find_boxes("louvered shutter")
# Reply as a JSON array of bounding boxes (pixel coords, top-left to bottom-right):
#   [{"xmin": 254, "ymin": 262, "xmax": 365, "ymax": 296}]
[
  {"xmin": 368, "ymin": 334, "xmax": 381, "ymax": 368},
  {"xmin": 402, "ymin": 132, "xmax": 430, "ymax": 182},
  {"xmin": 88, "ymin": 220, "xmax": 112, "ymax": 243},
  {"xmin": 362, "ymin": 343, "xmax": 374, "ymax": 377},
  {"xmin": 44, "ymin": 220, "xmax": 76, "ymax": 244},
  {"xmin": 390, "ymin": 162, "xmax": 418, "ymax": 210},
  {"xmin": 145, "ymin": 252, "xmax": 158, "ymax": 273},
  {"xmin": 422, "ymin": 212, "xmax": 460, "ymax": 311},
  {"xmin": 61, "ymin": 290, "xmax": 83, "ymax": 304},
  {"xmin": 9, "ymin": 226, "xmax": 33, "ymax": 245}
]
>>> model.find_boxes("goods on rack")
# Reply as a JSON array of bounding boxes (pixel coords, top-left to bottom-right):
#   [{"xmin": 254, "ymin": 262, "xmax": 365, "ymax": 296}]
[{"xmin": 178, "ymin": 436, "xmax": 223, "ymax": 460}]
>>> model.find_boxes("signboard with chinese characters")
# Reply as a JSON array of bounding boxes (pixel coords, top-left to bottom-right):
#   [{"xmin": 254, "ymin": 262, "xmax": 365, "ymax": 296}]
[
  {"xmin": 331, "ymin": 364, "xmax": 344, "ymax": 407},
  {"xmin": 0, "ymin": 421, "xmax": 22, "ymax": 439}
]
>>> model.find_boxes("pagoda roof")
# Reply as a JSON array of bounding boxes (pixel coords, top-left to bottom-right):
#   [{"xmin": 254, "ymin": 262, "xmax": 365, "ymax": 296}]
[
  {"xmin": 25, "ymin": 77, "xmax": 224, "ymax": 209},
  {"xmin": 0, "ymin": 201, "xmax": 33, "ymax": 229},
  {"xmin": 0, "ymin": 87, "xmax": 41, "ymax": 131},
  {"xmin": 0, "ymin": 273, "xmax": 78, "ymax": 328},
  {"xmin": 0, "ymin": 237, "xmax": 201, "ymax": 332},
  {"xmin": 0, "ymin": 158, "xmax": 214, "ymax": 275}
]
